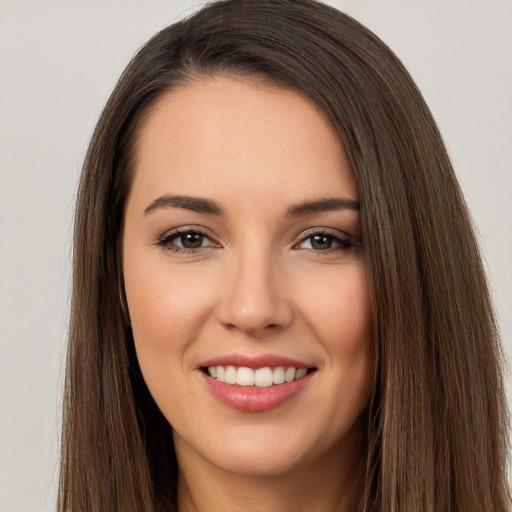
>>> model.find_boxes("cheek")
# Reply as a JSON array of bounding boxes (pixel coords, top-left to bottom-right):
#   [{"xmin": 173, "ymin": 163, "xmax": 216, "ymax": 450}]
[
  {"xmin": 125, "ymin": 255, "xmax": 211, "ymax": 343},
  {"xmin": 123, "ymin": 260, "xmax": 217, "ymax": 423},
  {"xmin": 300, "ymin": 265, "xmax": 373, "ymax": 347},
  {"xmin": 302, "ymin": 266, "xmax": 375, "ymax": 391},
  {"xmin": 123, "ymin": 249, "xmax": 216, "ymax": 389}
]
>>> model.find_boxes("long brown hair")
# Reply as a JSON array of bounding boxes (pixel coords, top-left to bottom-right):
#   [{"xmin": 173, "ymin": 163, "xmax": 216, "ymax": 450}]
[{"xmin": 59, "ymin": 1, "xmax": 510, "ymax": 510}]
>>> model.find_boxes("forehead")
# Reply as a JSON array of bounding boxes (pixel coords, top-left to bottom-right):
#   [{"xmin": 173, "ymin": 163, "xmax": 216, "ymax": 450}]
[{"xmin": 128, "ymin": 77, "xmax": 358, "ymax": 212}]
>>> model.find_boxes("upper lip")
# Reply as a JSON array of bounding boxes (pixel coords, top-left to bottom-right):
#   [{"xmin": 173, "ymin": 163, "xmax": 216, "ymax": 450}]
[{"xmin": 198, "ymin": 353, "xmax": 315, "ymax": 370}]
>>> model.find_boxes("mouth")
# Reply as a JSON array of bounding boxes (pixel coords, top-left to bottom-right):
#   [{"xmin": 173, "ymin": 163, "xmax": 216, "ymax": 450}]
[
  {"xmin": 198, "ymin": 356, "xmax": 318, "ymax": 412},
  {"xmin": 201, "ymin": 365, "xmax": 316, "ymax": 387}
]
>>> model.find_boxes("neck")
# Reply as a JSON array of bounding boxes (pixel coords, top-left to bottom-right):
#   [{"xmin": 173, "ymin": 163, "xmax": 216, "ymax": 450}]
[{"xmin": 175, "ymin": 424, "xmax": 365, "ymax": 512}]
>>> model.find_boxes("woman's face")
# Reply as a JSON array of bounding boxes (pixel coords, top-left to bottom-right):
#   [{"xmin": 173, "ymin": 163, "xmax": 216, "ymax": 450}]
[{"xmin": 123, "ymin": 77, "xmax": 374, "ymax": 477}]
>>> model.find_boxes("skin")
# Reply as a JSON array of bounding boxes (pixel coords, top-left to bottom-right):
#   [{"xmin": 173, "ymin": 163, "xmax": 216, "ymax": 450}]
[{"xmin": 123, "ymin": 76, "xmax": 375, "ymax": 512}]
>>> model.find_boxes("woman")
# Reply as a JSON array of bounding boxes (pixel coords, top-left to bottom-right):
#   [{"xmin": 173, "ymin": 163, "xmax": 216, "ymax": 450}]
[{"xmin": 58, "ymin": 0, "xmax": 510, "ymax": 510}]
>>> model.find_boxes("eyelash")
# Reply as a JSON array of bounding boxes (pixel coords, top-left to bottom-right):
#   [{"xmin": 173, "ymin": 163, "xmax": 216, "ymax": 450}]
[
  {"xmin": 155, "ymin": 227, "xmax": 359, "ymax": 256},
  {"xmin": 294, "ymin": 231, "xmax": 356, "ymax": 253},
  {"xmin": 154, "ymin": 228, "xmax": 219, "ymax": 255}
]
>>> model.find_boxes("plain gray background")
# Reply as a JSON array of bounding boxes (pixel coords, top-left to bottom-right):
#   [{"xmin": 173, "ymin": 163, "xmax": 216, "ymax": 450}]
[{"xmin": 1, "ymin": 1, "xmax": 511, "ymax": 510}]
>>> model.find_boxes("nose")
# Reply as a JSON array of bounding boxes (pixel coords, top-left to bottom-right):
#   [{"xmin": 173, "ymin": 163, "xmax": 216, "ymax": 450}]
[{"xmin": 215, "ymin": 245, "xmax": 293, "ymax": 336}]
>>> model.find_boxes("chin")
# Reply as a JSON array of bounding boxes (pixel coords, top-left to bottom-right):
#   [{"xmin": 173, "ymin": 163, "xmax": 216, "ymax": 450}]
[
  {"xmin": 174, "ymin": 416, "xmax": 361, "ymax": 479},
  {"xmin": 202, "ymin": 445, "xmax": 311, "ymax": 478}
]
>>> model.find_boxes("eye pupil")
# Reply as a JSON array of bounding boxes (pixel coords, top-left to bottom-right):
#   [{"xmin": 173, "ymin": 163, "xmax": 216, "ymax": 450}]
[
  {"xmin": 311, "ymin": 234, "xmax": 332, "ymax": 250},
  {"xmin": 181, "ymin": 232, "xmax": 203, "ymax": 248}
]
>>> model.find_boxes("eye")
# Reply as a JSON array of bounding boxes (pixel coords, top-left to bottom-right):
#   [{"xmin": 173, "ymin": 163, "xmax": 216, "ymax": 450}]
[
  {"xmin": 296, "ymin": 232, "xmax": 354, "ymax": 252},
  {"xmin": 173, "ymin": 231, "xmax": 210, "ymax": 249},
  {"xmin": 156, "ymin": 228, "xmax": 219, "ymax": 253}
]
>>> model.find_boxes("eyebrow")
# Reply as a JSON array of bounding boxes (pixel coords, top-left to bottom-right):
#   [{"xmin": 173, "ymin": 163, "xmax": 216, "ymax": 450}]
[
  {"xmin": 144, "ymin": 194, "xmax": 224, "ymax": 216},
  {"xmin": 143, "ymin": 194, "xmax": 360, "ymax": 217},
  {"xmin": 287, "ymin": 197, "xmax": 360, "ymax": 216}
]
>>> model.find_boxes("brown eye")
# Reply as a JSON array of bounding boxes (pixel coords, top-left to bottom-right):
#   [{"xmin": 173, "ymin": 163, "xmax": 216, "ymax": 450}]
[
  {"xmin": 156, "ymin": 229, "xmax": 218, "ymax": 253},
  {"xmin": 178, "ymin": 232, "xmax": 204, "ymax": 249}
]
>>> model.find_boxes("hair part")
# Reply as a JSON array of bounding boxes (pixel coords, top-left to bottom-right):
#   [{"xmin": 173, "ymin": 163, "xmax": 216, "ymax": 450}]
[{"xmin": 59, "ymin": 1, "xmax": 510, "ymax": 511}]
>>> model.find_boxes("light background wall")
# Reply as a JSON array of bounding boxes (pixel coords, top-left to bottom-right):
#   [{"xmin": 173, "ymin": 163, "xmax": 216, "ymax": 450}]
[{"xmin": 0, "ymin": 1, "xmax": 510, "ymax": 510}]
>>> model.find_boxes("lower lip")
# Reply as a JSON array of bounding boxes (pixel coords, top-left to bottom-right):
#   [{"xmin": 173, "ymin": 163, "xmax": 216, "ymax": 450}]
[{"xmin": 201, "ymin": 370, "xmax": 314, "ymax": 412}]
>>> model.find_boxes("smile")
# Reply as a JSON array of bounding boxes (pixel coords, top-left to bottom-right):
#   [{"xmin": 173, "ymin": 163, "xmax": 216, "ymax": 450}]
[
  {"xmin": 200, "ymin": 359, "xmax": 317, "ymax": 412},
  {"xmin": 206, "ymin": 365, "xmax": 309, "ymax": 387}
]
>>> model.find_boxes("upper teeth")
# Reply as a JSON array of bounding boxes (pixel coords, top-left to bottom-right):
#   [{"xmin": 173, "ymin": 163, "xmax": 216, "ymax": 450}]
[{"xmin": 208, "ymin": 366, "xmax": 308, "ymax": 387}]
